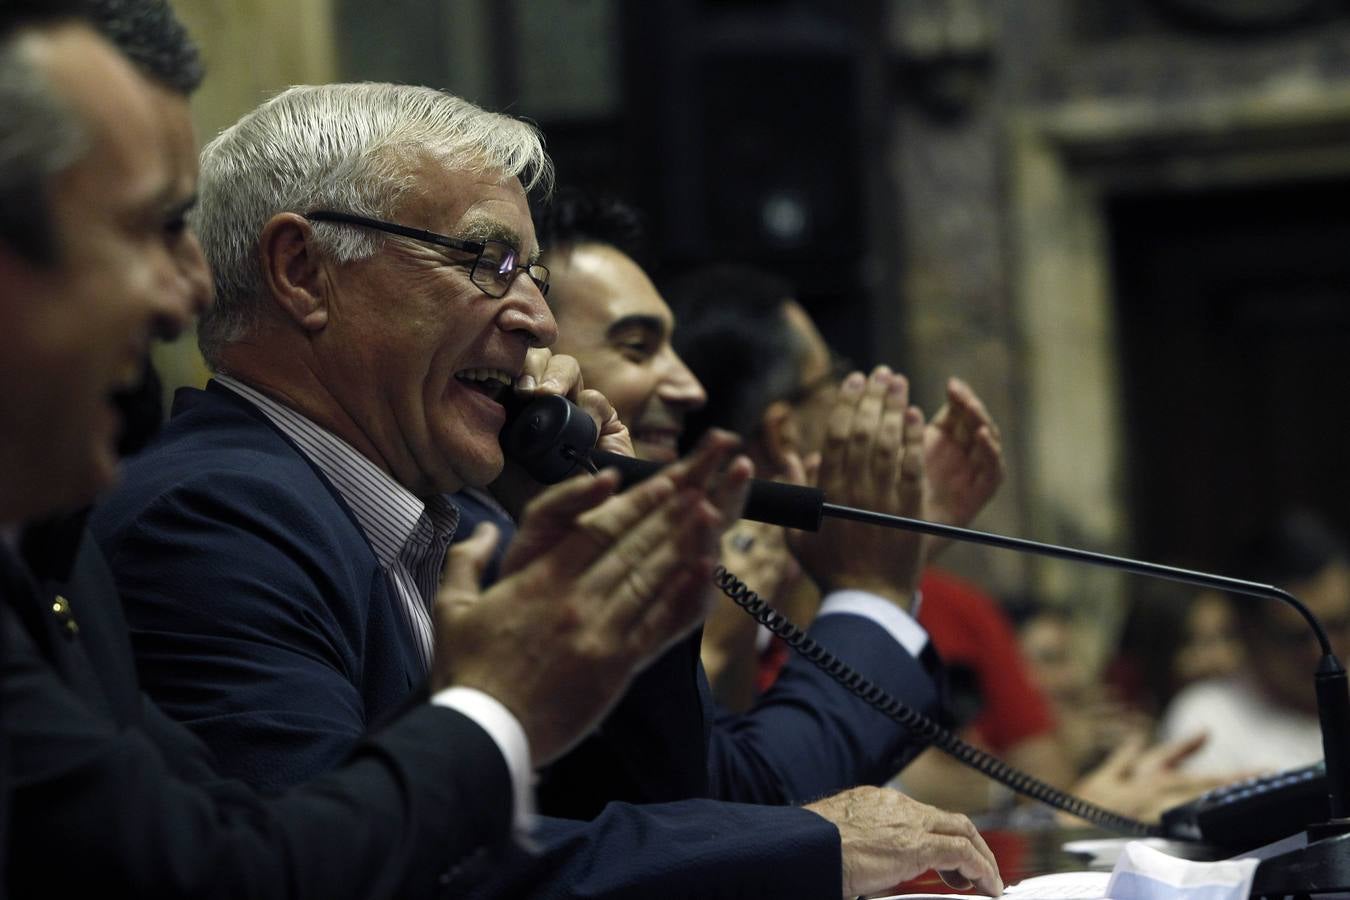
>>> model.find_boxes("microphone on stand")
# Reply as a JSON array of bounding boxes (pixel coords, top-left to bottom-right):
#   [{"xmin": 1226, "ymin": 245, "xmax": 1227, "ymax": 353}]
[
  {"xmin": 584, "ymin": 447, "xmax": 1350, "ymax": 823},
  {"xmin": 590, "ymin": 450, "xmax": 1350, "ymax": 891},
  {"xmin": 503, "ymin": 395, "xmax": 1350, "ymax": 889}
]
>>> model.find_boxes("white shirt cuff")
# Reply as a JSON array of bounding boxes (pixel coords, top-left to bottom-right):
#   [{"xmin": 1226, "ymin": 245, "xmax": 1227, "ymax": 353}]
[
  {"xmin": 432, "ymin": 686, "xmax": 536, "ymax": 842},
  {"xmin": 818, "ymin": 589, "xmax": 929, "ymax": 657}
]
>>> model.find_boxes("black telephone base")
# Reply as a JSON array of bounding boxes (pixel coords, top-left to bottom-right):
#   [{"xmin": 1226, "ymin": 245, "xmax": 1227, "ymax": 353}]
[{"xmin": 1252, "ymin": 830, "xmax": 1350, "ymax": 897}]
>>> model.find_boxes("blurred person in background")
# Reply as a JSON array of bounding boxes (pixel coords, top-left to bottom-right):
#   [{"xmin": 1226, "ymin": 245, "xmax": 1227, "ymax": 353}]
[
  {"xmin": 664, "ymin": 262, "xmax": 1005, "ymax": 703},
  {"xmin": 1015, "ymin": 603, "xmax": 1151, "ymax": 774},
  {"xmin": 1172, "ymin": 591, "xmax": 1245, "ymax": 685},
  {"xmin": 667, "ymin": 260, "xmax": 1236, "ymax": 823},
  {"xmin": 1161, "ymin": 509, "xmax": 1350, "ymax": 774},
  {"xmin": 663, "ymin": 264, "xmax": 1078, "ymax": 815},
  {"xmin": 1109, "ymin": 582, "xmax": 1245, "ymax": 724}
]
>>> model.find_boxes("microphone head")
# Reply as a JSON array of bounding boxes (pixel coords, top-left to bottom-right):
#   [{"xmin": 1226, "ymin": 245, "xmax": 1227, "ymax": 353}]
[{"xmin": 502, "ymin": 396, "xmax": 825, "ymax": 531}]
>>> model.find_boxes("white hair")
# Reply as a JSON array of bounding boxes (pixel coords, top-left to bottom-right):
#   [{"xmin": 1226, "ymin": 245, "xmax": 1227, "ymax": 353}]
[{"xmin": 193, "ymin": 82, "xmax": 553, "ymax": 365}]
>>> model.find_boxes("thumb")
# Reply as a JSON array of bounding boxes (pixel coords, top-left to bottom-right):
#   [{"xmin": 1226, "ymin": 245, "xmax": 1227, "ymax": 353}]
[{"xmin": 437, "ymin": 522, "xmax": 500, "ymax": 611}]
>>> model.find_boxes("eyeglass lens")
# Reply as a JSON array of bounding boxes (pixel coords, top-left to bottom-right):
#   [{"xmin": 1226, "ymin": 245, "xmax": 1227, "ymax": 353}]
[{"xmin": 471, "ymin": 241, "xmax": 549, "ymax": 297}]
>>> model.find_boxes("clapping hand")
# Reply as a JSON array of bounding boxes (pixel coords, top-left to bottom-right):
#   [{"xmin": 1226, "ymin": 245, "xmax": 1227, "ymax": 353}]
[{"xmin": 924, "ymin": 377, "xmax": 1004, "ymax": 559}]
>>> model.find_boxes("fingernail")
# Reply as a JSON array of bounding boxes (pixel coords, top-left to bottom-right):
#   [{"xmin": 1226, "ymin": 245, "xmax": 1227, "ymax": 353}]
[
  {"xmin": 516, "ymin": 374, "xmax": 536, "ymax": 391},
  {"xmin": 843, "ymin": 372, "xmax": 865, "ymax": 393}
]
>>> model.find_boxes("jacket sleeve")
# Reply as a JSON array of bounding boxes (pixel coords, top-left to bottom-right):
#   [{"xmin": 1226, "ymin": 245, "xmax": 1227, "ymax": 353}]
[
  {"xmin": 1, "ymin": 602, "xmax": 513, "ymax": 900},
  {"xmin": 706, "ymin": 611, "xmax": 942, "ymax": 805},
  {"xmin": 453, "ymin": 805, "xmax": 842, "ymax": 900}
]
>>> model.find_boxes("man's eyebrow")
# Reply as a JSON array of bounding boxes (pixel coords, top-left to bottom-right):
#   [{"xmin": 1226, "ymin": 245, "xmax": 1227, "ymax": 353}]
[
  {"xmin": 605, "ymin": 314, "xmax": 668, "ymax": 339},
  {"xmin": 457, "ymin": 218, "xmax": 541, "ymax": 264}
]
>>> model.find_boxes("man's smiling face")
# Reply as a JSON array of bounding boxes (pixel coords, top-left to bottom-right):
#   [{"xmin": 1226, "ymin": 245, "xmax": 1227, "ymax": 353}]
[
  {"xmin": 544, "ymin": 242, "xmax": 706, "ymax": 463},
  {"xmin": 312, "ymin": 157, "xmax": 557, "ymax": 496}
]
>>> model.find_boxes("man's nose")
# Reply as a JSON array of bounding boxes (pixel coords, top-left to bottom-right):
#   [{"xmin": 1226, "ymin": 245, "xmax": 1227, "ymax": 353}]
[
  {"xmin": 659, "ymin": 350, "xmax": 707, "ymax": 410},
  {"xmin": 499, "ymin": 277, "xmax": 558, "ymax": 348}
]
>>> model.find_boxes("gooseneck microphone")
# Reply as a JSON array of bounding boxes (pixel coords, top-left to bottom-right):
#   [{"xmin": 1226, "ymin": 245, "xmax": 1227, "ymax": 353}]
[
  {"xmin": 502, "ymin": 395, "xmax": 1350, "ymax": 863},
  {"xmin": 584, "ymin": 444, "xmax": 1350, "ymax": 820}
]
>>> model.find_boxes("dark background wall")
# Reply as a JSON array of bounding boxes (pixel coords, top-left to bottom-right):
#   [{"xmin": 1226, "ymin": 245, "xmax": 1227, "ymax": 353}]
[{"xmin": 323, "ymin": 0, "xmax": 1350, "ymax": 629}]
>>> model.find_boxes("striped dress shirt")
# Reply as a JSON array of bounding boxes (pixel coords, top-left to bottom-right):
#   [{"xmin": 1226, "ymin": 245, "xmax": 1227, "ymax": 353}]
[{"xmin": 214, "ymin": 375, "xmax": 456, "ymax": 676}]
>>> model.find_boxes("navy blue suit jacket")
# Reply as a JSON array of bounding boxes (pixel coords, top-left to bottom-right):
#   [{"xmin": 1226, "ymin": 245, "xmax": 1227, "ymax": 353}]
[
  {"xmin": 92, "ymin": 383, "xmax": 424, "ymax": 790},
  {"xmin": 3, "ymin": 520, "xmax": 513, "ymax": 898},
  {"xmin": 92, "ymin": 383, "xmax": 934, "ymax": 897}
]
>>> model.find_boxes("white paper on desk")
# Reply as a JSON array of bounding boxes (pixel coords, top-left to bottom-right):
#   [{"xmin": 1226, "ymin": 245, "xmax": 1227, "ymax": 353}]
[
  {"xmin": 1005, "ymin": 871, "xmax": 1113, "ymax": 898},
  {"xmin": 1105, "ymin": 841, "xmax": 1258, "ymax": 900},
  {"xmin": 865, "ymin": 869, "xmax": 1110, "ymax": 900},
  {"xmin": 869, "ymin": 839, "xmax": 1263, "ymax": 900}
]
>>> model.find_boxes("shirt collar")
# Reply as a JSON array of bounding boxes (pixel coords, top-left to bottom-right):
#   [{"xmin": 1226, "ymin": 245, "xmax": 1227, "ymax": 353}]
[{"xmin": 213, "ymin": 374, "xmax": 456, "ymax": 567}]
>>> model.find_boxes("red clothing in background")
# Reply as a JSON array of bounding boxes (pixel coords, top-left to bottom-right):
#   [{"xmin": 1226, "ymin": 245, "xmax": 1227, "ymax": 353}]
[{"xmin": 918, "ymin": 568, "xmax": 1056, "ymax": 751}]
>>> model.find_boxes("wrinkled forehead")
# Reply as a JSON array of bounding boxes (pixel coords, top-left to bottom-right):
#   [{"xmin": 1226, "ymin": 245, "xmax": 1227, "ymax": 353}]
[
  {"xmin": 549, "ymin": 241, "xmax": 672, "ymax": 326},
  {"xmin": 392, "ymin": 148, "xmax": 538, "ymax": 254}
]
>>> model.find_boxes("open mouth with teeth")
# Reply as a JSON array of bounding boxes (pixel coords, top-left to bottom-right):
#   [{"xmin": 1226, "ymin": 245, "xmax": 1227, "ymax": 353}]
[
  {"xmin": 455, "ymin": 367, "xmax": 515, "ymax": 404},
  {"xmin": 632, "ymin": 428, "xmax": 682, "ymax": 461}
]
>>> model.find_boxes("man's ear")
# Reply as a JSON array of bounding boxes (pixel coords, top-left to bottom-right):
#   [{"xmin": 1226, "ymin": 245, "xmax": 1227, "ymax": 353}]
[
  {"xmin": 259, "ymin": 212, "xmax": 328, "ymax": 332},
  {"xmin": 757, "ymin": 399, "xmax": 801, "ymax": 477}
]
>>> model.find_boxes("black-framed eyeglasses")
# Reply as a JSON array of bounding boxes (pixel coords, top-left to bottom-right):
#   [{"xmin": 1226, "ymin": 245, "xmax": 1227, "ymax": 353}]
[{"xmin": 304, "ymin": 209, "xmax": 549, "ymax": 298}]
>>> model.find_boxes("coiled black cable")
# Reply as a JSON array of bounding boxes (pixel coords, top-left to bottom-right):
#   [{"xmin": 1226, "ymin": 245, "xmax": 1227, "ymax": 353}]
[{"xmin": 713, "ymin": 564, "xmax": 1162, "ymax": 837}]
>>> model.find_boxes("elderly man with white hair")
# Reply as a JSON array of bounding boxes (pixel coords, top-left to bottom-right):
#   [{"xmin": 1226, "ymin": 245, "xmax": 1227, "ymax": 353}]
[
  {"xmin": 90, "ymin": 81, "xmax": 1003, "ymax": 899},
  {"xmin": 1, "ymin": 2, "xmax": 751, "ymax": 895}
]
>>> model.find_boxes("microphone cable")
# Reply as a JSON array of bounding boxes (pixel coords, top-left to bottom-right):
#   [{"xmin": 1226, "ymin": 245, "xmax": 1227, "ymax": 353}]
[{"xmin": 712, "ymin": 564, "xmax": 1162, "ymax": 837}]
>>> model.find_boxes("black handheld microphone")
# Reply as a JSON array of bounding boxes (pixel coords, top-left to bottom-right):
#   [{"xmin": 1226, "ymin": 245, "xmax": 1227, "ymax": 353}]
[
  {"xmin": 588, "ymin": 449, "xmax": 824, "ymax": 532},
  {"xmin": 500, "ymin": 394, "xmax": 825, "ymax": 530}
]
